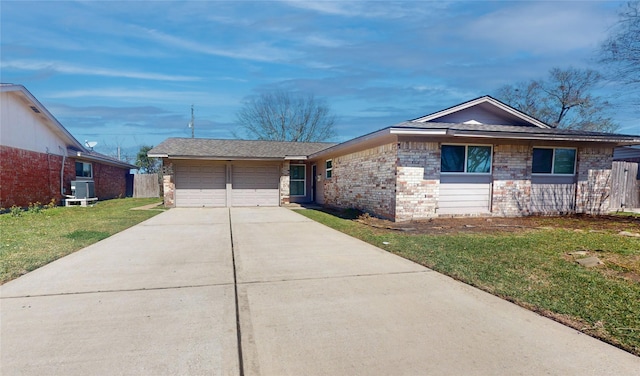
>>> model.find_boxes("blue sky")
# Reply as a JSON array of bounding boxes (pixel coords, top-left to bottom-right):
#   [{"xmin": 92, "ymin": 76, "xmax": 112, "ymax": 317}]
[{"xmin": 2, "ymin": 1, "xmax": 638, "ymax": 158}]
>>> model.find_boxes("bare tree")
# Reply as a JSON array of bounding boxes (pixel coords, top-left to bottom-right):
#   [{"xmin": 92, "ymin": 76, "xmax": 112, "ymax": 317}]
[
  {"xmin": 600, "ymin": 1, "xmax": 640, "ymax": 88},
  {"xmin": 496, "ymin": 67, "xmax": 618, "ymax": 132},
  {"xmin": 236, "ymin": 91, "xmax": 337, "ymax": 142}
]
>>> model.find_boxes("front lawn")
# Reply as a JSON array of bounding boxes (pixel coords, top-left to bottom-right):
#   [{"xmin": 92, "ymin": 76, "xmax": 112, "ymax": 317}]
[
  {"xmin": 0, "ymin": 198, "xmax": 163, "ymax": 284},
  {"xmin": 297, "ymin": 209, "xmax": 640, "ymax": 356}
]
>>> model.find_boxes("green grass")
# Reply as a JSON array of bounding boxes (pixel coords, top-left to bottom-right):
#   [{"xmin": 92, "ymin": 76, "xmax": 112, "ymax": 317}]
[
  {"xmin": 298, "ymin": 209, "xmax": 640, "ymax": 356},
  {"xmin": 0, "ymin": 198, "xmax": 163, "ymax": 284}
]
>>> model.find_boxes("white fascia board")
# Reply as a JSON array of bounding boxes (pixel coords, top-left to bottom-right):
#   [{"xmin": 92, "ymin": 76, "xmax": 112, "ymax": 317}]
[
  {"xmin": 284, "ymin": 155, "xmax": 308, "ymax": 160},
  {"xmin": 147, "ymin": 153, "xmax": 168, "ymax": 158},
  {"xmin": 452, "ymin": 131, "xmax": 640, "ymax": 144},
  {"xmin": 389, "ymin": 128, "xmax": 449, "ymax": 135}
]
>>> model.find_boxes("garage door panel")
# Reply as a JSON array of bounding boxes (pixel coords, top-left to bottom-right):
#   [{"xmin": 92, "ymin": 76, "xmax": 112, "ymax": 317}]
[
  {"xmin": 232, "ymin": 165, "xmax": 279, "ymax": 207},
  {"xmin": 175, "ymin": 163, "xmax": 226, "ymax": 207}
]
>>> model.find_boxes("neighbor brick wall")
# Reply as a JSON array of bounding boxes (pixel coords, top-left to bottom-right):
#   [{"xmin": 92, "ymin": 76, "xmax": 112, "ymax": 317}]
[
  {"xmin": 575, "ymin": 147, "xmax": 612, "ymax": 214},
  {"xmin": 91, "ymin": 162, "xmax": 129, "ymax": 200},
  {"xmin": 322, "ymin": 143, "xmax": 397, "ymax": 219},
  {"xmin": 0, "ymin": 145, "xmax": 73, "ymax": 208},
  {"xmin": 396, "ymin": 141, "xmax": 440, "ymax": 221},
  {"xmin": 491, "ymin": 144, "xmax": 532, "ymax": 216}
]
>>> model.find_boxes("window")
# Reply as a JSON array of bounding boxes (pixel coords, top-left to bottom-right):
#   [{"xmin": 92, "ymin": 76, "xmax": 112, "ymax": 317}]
[
  {"xmin": 290, "ymin": 164, "xmax": 306, "ymax": 196},
  {"xmin": 75, "ymin": 161, "xmax": 92, "ymax": 178},
  {"xmin": 326, "ymin": 159, "xmax": 333, "ymax": 179},
  {"xmin": 532, "ymin": 148, "xmax": 576, "ymax": 175},
  {"xmin": 441, "ymin": 145, "xmax": 492, "ymax": 173}
]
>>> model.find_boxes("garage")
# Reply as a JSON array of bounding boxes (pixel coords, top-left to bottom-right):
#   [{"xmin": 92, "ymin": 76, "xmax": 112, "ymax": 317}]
[
  {"xmin": 173, "ymin": 161, "xmax": 280, "ymax": 207},
  {"xmin": 231, "ymin": 163, "xmax": 280, "ymax": 206},
  {"xmin": 174, "ymin": 162, "xmax": 226, "ymax": 207},
  {"xmin": 149, "ymin": 138, "xmax": 334, "ymax": 209}
]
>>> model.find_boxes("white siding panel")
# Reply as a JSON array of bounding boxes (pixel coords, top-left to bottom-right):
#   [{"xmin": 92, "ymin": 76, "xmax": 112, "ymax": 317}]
[
  {"xmin": 175, "ymin": 163, "xmax": 226, "ymax": 207},
  {"xmin": 439, "ymin": 182, "xmax": 491, "ymax": 214},
  {"xmin": 0, "ymin": 92, "xmax": 68, "ymax": 153},
  {"xmin": 231, "ymin": 164, "xmax": 279, "ymax": 206}
]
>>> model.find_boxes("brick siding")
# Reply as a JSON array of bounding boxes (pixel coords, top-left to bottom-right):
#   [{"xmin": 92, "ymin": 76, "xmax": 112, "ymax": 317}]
[
  {"xmin": 491, "ymin": 144, "xmax": 532, "ymax": 216},
  {"xmin": 322, "ymin": 143, "xmax": 397, "ymax": 219},
  {"xmin": 0, "ymin": 145, "xmax": 129, "ymax": 208},
  {"xmin": 396, "ymin": 141, "xmax": 440, "ymax": 221},
  {"xmin": 575, "ymin": 147, "xmax": 612, "ymax": 214},
  {"xmin": 91, "ymin": 162, "xmax": 129, "ymax": 200}
]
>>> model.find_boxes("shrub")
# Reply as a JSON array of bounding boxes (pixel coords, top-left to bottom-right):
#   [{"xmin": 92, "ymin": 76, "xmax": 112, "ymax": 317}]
[
  {"xmin": 10, "ymin": 205, "xmax": 22, "ymax": 217},
  {"xmin": 28, "ymin": 202, "xmax": 43, "ymax": 214}
]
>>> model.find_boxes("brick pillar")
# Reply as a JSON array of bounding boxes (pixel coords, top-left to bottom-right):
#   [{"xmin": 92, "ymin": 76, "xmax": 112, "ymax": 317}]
[{"xmin": 162, "ymin": 162, "xmax": 175, "ymax": 207}]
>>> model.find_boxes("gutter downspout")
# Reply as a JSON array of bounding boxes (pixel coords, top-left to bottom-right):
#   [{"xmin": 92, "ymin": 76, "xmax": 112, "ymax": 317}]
[{"xmin": 59, "ymin": 146, "xmax": 66, "ymax": 196}]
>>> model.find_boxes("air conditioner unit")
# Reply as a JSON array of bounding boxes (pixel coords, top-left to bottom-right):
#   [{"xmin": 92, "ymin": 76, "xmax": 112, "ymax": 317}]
[{"xmin": 71, "ymin": 180, "xmax": 95, "ymax": 199}]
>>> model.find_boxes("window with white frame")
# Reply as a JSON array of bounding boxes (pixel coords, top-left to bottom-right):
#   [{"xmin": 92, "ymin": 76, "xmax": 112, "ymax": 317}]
[
  {"xmin": 441, "ymin": 144, "xmax": 492, "ymax": 173},
  {"xmin": 532, "ymin": 147, "xmax": 576, "ymax": 175},
  {"xmin": 325, "ymin": 159, "xmax": 333, "ymax": 179},
  {"xmin": 290, "ymin": 164, "xmax": 306, "ymax": 196},
  {"xmin": 75, "ymin": 161, "xmax": 92, "ymax": 178}
]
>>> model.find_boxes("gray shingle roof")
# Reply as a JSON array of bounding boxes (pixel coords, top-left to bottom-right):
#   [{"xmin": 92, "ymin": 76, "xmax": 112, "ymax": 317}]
[{"xmin": 148, "ymin": 138, "xmax": 336, "ymax": 159}]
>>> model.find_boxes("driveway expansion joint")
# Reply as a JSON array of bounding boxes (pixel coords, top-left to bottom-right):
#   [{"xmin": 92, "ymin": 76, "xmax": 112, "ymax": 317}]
[
  {"xmin": 229, "ymin": 208, "xmax": 245, "ymax": 376},
  {"xmin": 0, "ymin": 282, "xmax": 233, "ymax": 300},
  {"xmin": 237, "ymin": 269, "xmax": 432, "ymax": 286}
]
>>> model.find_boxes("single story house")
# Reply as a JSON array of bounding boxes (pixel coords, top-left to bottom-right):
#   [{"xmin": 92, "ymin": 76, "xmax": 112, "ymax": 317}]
[
  {"xmin": 0, "ymin": 84, "xmax": 136, "ymax": 208},
  {"xmin": 149, "ymin": 96, "xmax": 640, "ymax": 221}
]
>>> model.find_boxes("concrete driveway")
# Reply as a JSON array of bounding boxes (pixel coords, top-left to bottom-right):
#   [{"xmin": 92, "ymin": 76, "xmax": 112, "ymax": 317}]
[{"xmin": 1, "ymin": 207, "xmax": 638, "ymax": 375}]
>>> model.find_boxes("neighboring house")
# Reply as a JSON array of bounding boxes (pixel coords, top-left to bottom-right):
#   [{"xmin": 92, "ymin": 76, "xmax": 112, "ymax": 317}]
[
  {"xmin": 149, "ymin": 96, "xmax": 640, "ymax": 221},
  {"xmin": 0, "ymin": 84, "xmax": 136, "ymax": 208}
]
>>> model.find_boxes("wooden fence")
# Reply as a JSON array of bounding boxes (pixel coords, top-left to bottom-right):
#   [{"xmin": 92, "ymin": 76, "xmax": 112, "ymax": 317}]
[
  {"xmin": 610, "ymin": 161, "xmax": 640, "ymax": 211},
  {"xmin": 133, "ymin": 173, "xmax": 160, "ymax": 198}
]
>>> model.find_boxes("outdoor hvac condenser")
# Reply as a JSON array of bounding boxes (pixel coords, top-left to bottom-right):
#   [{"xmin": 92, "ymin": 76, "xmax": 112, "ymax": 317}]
[{"xmin": 71, "ymin": 180, "xmax": 95, "ymax": 199}]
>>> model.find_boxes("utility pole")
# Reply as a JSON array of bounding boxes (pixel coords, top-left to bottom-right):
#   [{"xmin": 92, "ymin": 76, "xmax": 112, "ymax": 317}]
[{"xmin": 189, "ymin": 104, "xmax": 195, "ymax": 138}]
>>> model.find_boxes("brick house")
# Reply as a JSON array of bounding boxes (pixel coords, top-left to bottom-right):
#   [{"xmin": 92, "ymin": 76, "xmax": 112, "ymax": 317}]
[
  {"xmin": 0, "ymin": 84, "xmax": 136, "ymax": 208},
  {"xmin": 150, "ymin": 96, "xmax": 640, "ymax": 221}
]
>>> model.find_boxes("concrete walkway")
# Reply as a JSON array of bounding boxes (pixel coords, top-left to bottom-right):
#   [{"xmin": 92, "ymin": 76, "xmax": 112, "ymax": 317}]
[{"xmin": 1, "ymin": 208, "xmax": 638, "ymax": 375}]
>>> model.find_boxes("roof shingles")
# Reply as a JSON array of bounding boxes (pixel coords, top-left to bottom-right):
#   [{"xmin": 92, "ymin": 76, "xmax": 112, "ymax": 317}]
[{"xmin": 149, "ymin": 138, "xmax": 336, "ymax": 159}]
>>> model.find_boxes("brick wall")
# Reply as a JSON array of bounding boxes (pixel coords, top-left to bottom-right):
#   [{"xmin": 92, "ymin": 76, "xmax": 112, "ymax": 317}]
[
  {"xmin": 0, "ymin": 145, "xmax": 70, "ymax": 207},
  {"xmin": 0, "ymin": 145, "xmax": 129, "ymax": 208},
  {"xmin": 491, "ymin": 144, "xmax": 532, "ymax": 216},
  {"xmin": 396, "ymin": 141, "xmax": 440, "ymax": 221},
  {"xmin": 91, "ymin": 162, "xmax": 129, "ymax": 200},
  {"xmin": 575, "ymin": 147, "xmax": 612, "ymax": 214},
  {"xmin": 322, "ymin": 143, "xmax": 397, "ymax": 219}
]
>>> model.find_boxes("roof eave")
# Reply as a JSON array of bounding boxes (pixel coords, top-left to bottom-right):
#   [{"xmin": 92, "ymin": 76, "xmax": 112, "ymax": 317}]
[
  {"xmin": 450, "ymin": 130, "xmax": 640, "ymax": 144},
  {"xmin": 74, "ymin": 151, "xmax": 138, "ymax": 169},
  {"xmin": 308, "ymin": 128, "xmax": 393, "ymax": 159},
  {"xmin": 158, "ymin": 155, "xmax": 286, "ymax": 161}
]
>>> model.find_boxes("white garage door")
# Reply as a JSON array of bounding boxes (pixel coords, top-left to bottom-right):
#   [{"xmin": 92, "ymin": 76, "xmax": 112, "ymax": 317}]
[
  {"xmin": 175, "ymin": 163, "xmax": 226, "ymax": 207},
  {"xmin": 231, "ymin": 164, "xmax": 280, "ymax": 206}
]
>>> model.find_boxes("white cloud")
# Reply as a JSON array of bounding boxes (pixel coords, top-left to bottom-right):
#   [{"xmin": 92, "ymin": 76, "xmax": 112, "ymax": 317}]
[
  {"xmin": 139, "ymin": 27, "xmax": 301, "ymax": 63},
  {"xmin": 1, "ymin": 60, "xmax": 199, "ymax": 82},
  {"xmin": 464, "ymin": 3, "xmax": 616, "ymax": 54}
]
